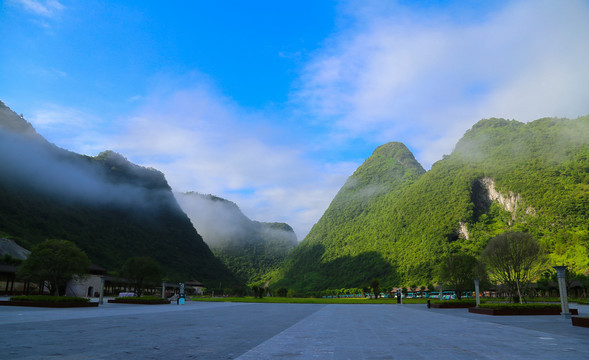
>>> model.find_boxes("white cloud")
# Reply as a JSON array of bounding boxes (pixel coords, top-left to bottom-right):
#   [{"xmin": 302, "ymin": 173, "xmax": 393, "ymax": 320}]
[
  {"xmin": 28, "ymin": 103, "xmax": 106, "ymax": 155},
  {"xmin": 296, "ymin": 0, "xmax": 589, "ymax": 168},
  {"xmin": 10, "ymin": 0, "xmax": 64, "ymax": 18},
  {"xmin": 112, "ymin": 82, "xmax": 357, "ymax": 239}
]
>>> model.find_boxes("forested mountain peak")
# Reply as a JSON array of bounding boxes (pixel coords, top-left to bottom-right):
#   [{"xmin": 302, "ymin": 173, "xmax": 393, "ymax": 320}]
[
  {"xmin": 372, "ymin": 141, "xmax": 424, "ymax": 168},
  {"xmin": 338, "ymin": 141, "xmax": 424, "ymax": 200},
  {"xmin": 0, "ymin": 100, "xmax": 41, "ymax": 138},
  {"xmin": 271, "ymin": 115, "xmax": 589, "ymax": 294},
  {"xmin": 94, "ymin": 150, "xmax": 170, "ymax": 191}
]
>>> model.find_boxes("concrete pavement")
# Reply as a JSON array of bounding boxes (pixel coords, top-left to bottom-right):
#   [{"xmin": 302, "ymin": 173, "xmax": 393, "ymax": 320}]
[{"xmin": 0, "ymin": 300, "xmax": 587, "ymax": 359}]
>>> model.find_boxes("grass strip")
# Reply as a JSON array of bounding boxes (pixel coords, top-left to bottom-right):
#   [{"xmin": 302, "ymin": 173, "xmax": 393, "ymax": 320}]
[{"xmin": 191, "ymin": 296, "xmax": 407, "ymax": 304}]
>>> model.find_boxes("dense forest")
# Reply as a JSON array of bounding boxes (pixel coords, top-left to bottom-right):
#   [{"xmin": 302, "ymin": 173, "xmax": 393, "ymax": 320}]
[
  {"xmin": 177, "ymin": 192, "xmax": 298, "ymax": 284},
  {"xmin": 270, "ymin": 116, "xmax": 589, "ymax": 294},
  {"xmin": 0, "ymin": 101, "xmax": 241, "ymax": 287}
]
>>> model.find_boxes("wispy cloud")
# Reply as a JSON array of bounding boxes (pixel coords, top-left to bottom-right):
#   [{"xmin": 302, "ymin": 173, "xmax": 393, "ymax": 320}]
[
  {"xmin": 110, "ymin": 78, "xmax": 357, "ymax": 239},
  {"xmin": 10, "ymin": 0, "xmax": 64, "ymax": 18},
  {"xmin": 295, "ymin": 0, "xmax": 589, "ymax": 167},
  {"xmin": 29, "ymin": 103, "xmax": 107, "ymax": 156}
]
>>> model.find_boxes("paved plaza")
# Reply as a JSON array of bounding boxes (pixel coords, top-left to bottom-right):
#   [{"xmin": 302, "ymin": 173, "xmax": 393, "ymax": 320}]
[{"xmin": 0, "ymin": 300, "xmax": 588, "ymax": 359}]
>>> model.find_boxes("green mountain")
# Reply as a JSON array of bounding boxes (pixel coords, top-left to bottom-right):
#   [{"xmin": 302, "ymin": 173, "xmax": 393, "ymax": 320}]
[
  {"xmin": 0, "ymin": 100, "xmax": 241, "ymax": 287},
  {"xmin": 177, "ymin": 192, "xmax": 298, "ymax": 284},
  {"xmin": 270, "ymin": 117, "xmax": 589, "ymax": 294}
]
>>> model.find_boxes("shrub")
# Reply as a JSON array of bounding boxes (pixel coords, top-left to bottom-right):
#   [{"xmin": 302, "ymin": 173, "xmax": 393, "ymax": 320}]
[
  {"xmin": 10, "ymin": 295, "xmax": 90, "ymax": 303},
  {"xmin": 479, "ymin": 303, "xmax": 560, "ymax": 310},
  {"xmin": 431, "ymin": 299, "xmax": 478, "ymax": 305}
]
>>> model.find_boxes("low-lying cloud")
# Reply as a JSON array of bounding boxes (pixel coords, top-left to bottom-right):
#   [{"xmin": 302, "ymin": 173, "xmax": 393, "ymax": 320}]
[
  {"xmin": 175, "ymin": 192, "xmax": 297, "ymax": 248},
  {"xmin": 0, "ymin": 112, "xmax": 171, "ymax": 210}
]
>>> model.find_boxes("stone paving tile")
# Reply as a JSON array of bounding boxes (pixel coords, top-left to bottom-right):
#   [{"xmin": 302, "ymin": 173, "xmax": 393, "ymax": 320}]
[
  {"xmin": 237, "ymin": 304, "xmax": 589, "ymax": 360},
  {"xmin": 1, "ymin": 301, "xmax": 588, "ymax": 359}
]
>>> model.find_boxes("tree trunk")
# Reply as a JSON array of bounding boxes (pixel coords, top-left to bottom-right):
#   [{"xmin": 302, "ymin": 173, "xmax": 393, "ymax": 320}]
[{"xmin": 516, "ymin": 281, "xmax": 523, "ymax": 304}]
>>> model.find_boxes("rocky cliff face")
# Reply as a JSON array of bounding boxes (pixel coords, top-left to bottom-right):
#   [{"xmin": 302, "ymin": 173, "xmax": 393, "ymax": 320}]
[{"xmin": 471, "ymin": 177, "xmax": 536, "ymax": 224}]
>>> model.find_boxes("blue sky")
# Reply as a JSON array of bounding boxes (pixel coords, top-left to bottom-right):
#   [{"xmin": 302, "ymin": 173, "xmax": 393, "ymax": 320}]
[{"xmin": 1, "ymin": 0, "xmax": 589, "ymax": 239}]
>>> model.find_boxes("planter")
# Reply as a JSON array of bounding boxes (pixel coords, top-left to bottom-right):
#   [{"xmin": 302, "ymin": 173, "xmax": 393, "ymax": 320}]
[
  {"xmin": 431, "ymin": 303, "xmax": 474, "ymax": 309},
  {"xmin": 469, "ymin": 307, "xmax": 578, "ymax": 316},
  {"xmin": 0, "ymin": 300, "xmax": 98, "ymax": 308},
  {"xmin": 572, "ymin": 317, "xmax": 589, "ymax": 328},
  {"xmin": 108, "ymin": 299, "xmax": 170, "ymax": 305}
]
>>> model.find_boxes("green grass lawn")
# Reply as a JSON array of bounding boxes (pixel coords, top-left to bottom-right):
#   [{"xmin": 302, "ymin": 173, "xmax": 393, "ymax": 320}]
[{"xmin": 190, "ymin": 296, "xmax": 434, "ymax": 304}]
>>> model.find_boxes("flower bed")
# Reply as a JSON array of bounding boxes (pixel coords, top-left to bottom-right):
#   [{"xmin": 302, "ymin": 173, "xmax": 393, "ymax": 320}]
[
  {"xmin": 572, "ymin": 317, "xmax": 589, "ymax": 328},
  {"xmin": 469, "ymin": 303, "xmax": 578, "ymax": 316},
  {"xmin": 429, "ymin": 299, "xmax": 477, "ymax": 308},
  {"xmin": 431, "ymin": 302, "xmax": 475, "ymax": 309},
  {"xmin": 0, "ymin": 295, "xmax": 98, "ymax": 308}
]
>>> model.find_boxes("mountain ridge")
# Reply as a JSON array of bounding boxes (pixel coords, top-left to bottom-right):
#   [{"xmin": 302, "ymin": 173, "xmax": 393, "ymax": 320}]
[
  {"xmin": 270, "ymin": 116, "xmax": 589, "ymax": 293},
  {"xmin": 176, "ymin": 191, "xmax": 297, "ymax": 284},
  {"xmin": 0, "ymin": 101, "xmax": 241, "ymax": 287}
]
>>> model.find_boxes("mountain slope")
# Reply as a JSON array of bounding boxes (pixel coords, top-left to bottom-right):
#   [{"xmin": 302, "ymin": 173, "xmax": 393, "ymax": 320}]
[
  {"xmin": 271, "ymin": 117, "xmax": 589, "ymax": 293},
  {"xmin": 176, "ymin": 192, "xmax": 298, "ymax": 284},
  {"xmin": 270, "ymin": 142, "xmax": 426, "ymax": 292},
  {"xmin": 0, "ymin": 100, "xmax": 240, "ymax": 287}
]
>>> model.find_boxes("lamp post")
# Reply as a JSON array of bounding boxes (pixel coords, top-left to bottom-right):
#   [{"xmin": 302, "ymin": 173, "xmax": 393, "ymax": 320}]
[
  {"xmin": 99, "ymin": 275, "xmax": 105, "ymax": 305},
  {"xmin": 474, "ymin": 278, "xmax": 481, "ymax": 308},
  {"xmin": 161, "ymin": 281, "xmax": 166, "ymax": 299},
  {"xmin": 553, "ymin": 266, "xmax": 571, "ymax": 318}
]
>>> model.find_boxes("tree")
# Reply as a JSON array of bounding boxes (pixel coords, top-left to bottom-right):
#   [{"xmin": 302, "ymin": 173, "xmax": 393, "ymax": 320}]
[
  {"xmin": 251, "ymin": 285, "xmax": 265, "ymax": 298},
  {"xmin": 276, "ymin": 287, "xmax": 288, "ymax": 297},
  {"xmin": 481, "ymin": 232, "xmax": 546, "ymax": 303},
  {"xmin": 17, "ymin": 239, "xmax": 90, "ymax": 296},
  {"xmin": 370, "ymin": 278, "xmax": 380, "ymax": 299},
  {"xmin": 535, "ymin": 272, "xmax": 554, "ymax": 297},
  {"xmin": 436, "ymin": 253, "xmax": 480, "ymax": 300},
  {"xmin": 121, "ymin": 256, "xmax": 162, "ymax": 296}
]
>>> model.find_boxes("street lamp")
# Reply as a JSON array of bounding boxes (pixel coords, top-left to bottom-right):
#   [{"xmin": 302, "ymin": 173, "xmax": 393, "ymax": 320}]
[
  {"xmin": 99, "ymin": 275, "xmax": 105, "ymax": 305},
  {"xmin": 474, "ymin": 278, "xmax": 480, "ymax": 308},
  {"xmin": 553, "ymin": 266, "xmax": 571, "ymax": 318}
]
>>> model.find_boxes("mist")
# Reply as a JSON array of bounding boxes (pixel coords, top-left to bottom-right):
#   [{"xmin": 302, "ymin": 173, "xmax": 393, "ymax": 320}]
[
  {"xmin": 175, "ymin": 192, "xmax": 297, "ymax": 248},
  {"xmin": 0, "ymin": 107, "xmax": 174, "ymax": 211},
  {"xmin": 451, "ymin": 117, "xmax": 589, "ymax": 166}
]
